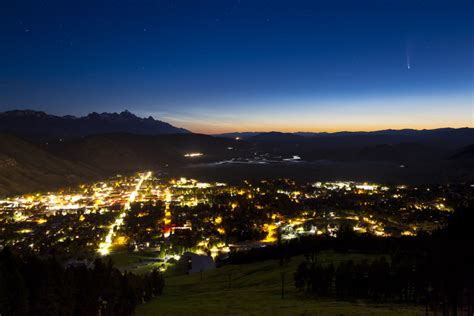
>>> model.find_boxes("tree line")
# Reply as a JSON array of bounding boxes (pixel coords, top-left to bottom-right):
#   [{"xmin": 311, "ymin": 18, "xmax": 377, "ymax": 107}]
[
  {"xmin": 294, "ymin": 252, "xmax": 473, "ymax": 313},
  {"xmin": 225, "ymin": 201, "xmax": 474, "ymax": 314},
  {"xmin": 0, "ymin": 248, "xmax": 164, "ymax": 316},
  {"xmin": 290, "ymin": 201, "xmax": 474, "ymax": 314}
]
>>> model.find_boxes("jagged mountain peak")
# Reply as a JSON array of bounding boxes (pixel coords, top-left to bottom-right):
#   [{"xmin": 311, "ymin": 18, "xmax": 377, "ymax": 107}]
[{"xmin": 0, "ymin": 109, "xmax": 190, "ymax": 140}]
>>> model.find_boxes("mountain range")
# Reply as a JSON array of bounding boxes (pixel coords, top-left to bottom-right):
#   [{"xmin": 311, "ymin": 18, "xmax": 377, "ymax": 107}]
[
  {"xmin": 0, "ymin": 109, "xmax": 472, "ymax": 195},
  {"xmin": 216, "ymin": 128, "xmax": 474, "ymax": 147},
  {"xmin": 0, "ymin": 109, "xmax": 189, "ymax": 140}
]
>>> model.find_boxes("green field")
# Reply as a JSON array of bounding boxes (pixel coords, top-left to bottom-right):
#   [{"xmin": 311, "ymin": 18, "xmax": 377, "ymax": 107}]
[{"xmin": 134, "ymin": 251, "xmax": 425, "ymax": 316}]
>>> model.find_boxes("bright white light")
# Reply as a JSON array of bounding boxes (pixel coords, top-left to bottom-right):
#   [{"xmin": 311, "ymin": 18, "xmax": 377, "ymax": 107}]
[{"xmin": 184, "ymin": 153, "xmax": 203, "ymax": 157}]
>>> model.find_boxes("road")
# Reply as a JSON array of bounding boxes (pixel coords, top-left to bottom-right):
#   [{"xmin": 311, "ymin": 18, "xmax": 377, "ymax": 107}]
[{"xmin": 98, "ymin": 171, "xmax": 152, "ymax": 255}]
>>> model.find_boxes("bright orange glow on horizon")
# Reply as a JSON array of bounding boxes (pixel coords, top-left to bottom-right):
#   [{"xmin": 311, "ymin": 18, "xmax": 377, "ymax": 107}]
[
  {"xmin": 178, "ymin": 121, "xmax": 472, "ymax": 135},
  {"xmin": 161, "ymin": 94, "xmax": 472, "ymax": 134}
]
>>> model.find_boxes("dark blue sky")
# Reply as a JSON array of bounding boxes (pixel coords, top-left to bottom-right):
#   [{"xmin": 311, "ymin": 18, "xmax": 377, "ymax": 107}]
[{"xmin": 1, "ymin": 0, "xmax": 472, "ymax": 133}]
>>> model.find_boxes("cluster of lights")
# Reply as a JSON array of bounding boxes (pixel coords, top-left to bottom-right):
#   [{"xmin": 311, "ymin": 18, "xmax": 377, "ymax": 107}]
[
  {"xmin": 98, "ymin": 171, "xmax": 152, "ymax": 256},
  {"xmin": 1, "ymin": 172, "xmax": 460, "ymax": 274}
]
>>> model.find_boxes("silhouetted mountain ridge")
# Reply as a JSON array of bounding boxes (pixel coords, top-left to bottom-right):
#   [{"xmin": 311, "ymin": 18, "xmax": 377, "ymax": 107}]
[
  {"xmin": 0, "ymin": 110, "xmax": 472, "ymax": 195},
  {"xmin": 249, "ymin": 132, "xmax": 306, "ymax": 142},
  {"xmin": 0, "ymin": 109, "xmax": 189, "ymax": 140},
  {"xmin": 217, "ymin": 128, "xmax": 474, "ymax": 148}
]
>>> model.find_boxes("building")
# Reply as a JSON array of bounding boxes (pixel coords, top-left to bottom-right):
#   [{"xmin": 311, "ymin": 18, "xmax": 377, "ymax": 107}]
[{"xmin": 181, "ymin": 252, "xmax": 215, "ymax": 274}]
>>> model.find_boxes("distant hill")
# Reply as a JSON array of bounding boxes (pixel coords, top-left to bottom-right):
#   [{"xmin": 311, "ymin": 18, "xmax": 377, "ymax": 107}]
[
  {"xmin": 0, "ymin": 134, "xmax": 101, "ymax": 195},
  {"xmin": 248, "ymin": 132, "xmax": 306, "ymax": 142},
  {"xmin": 0, "ymin": 109, "xmax": 472, "ymax": 196},
  {"xmin": 217, "ymin": 128, "xmax": 474, "ymax": 149},
  {"xmin": 0, "ymin": 132, "xmax": 243, "ymax": 195},
  {"xmin": 47, "ymin": 133, "xmax": 244, "ymax": 173},
  {"xmin": 0, "ymin": 110, "xmax": 189, "ymax": 140}
]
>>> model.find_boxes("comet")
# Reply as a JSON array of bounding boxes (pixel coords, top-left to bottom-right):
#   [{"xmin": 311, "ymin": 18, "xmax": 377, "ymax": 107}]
[{"xmin": 406, "ymin": 51, "xmax": 411, "ymax": 69}]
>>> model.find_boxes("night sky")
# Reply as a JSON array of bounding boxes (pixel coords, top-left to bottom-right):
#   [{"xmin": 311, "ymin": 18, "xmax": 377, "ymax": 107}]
[{"xmin": 1, "ymin": 0, "xmax": 472, "ymax": 133}]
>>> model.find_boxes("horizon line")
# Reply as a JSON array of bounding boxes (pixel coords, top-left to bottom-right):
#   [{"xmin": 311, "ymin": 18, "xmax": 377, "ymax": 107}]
[
  {"xmin": 207, "ymin": 126, "xmax": 472, "ymax": 135},
  {"xmin": 1, "ymin": 108, "xmax": 471, "ymax": 135}
]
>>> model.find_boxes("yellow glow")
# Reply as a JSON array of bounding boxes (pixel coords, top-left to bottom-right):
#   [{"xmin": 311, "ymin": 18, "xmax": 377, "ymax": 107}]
[
  {"xmin": 374, "ymin": 230, "xmax": 386, "ymax": 237},
  {"xmin": 98, "ymin": 171, "xmax": 151, "ymax": 256},
  {"xmin": 261, "ymin": 223, "xmax": 278, "ymax": 243},
  {"xmin": 36, "ymin": 218, "xmax": 47, "ymax": 224},
  {"xmin": 210, "ymin": 246, "xmax": 219, "ymax": 259},
  {"xmin": 17, "ymin": 229, "xmax": 33, "ymax": 234},
  {"xmin": 198, "ymin": 240, "xmax": 208, "ymax": 247},
  {"xmin": 115, "ymin": 236, "xmax": 128, "ymax": 245},
  {"xmin": 288, "ymin": 218, "xmax": 304, "ymax": 225}
]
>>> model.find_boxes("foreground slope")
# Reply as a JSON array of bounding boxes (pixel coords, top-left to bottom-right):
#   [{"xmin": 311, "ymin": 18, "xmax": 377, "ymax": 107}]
[
  {"xmin": 0, "ymin": 134, "xmax": 101, "ymax": 195},
  {"xmin": 0, "ymin": 132, "xmax": 245, "ymax": 196},
  {"xmin": 136, "ymin": 253, "xmax": 424, "ymax": 316}
]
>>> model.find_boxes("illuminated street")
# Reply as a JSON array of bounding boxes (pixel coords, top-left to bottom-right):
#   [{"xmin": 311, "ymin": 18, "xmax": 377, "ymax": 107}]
[
  {"xmin": 1, "ymin": 172, "xmax": 464, "ymax": 273},
  {"xmin": 98, "ymin": 171, "xmax": 152, "ymax": 255}
]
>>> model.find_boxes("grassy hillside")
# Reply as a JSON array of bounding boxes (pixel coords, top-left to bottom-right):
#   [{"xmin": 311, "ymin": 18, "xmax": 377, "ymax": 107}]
[
  {"xmin": 0, "ymin": 134, "xmax": 101, "ymax": 196},
  {"xmin": 135, "ymin": 252, "xmax": 424, "ymax": 316}
]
